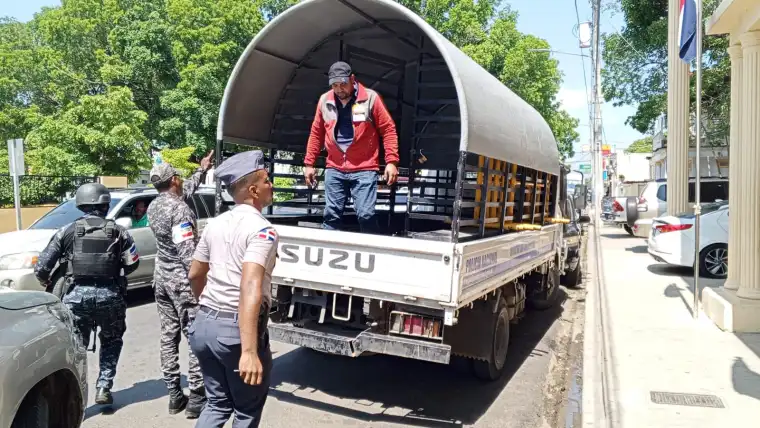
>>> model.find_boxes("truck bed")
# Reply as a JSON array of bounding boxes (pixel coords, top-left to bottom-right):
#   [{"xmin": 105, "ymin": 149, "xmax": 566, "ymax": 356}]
[{"xmin": 272, "ymin": 223, "xmax": 562, "ymax": 324}]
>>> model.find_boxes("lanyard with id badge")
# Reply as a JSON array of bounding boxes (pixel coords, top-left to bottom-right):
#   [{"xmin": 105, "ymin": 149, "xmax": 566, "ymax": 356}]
[{"xmin": 352, "ymin": 103, "xmax": 368, "ymax": 122}]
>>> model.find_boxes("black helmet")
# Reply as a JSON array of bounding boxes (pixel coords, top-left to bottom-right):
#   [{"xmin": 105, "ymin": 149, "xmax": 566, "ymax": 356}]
[{"xmin": 75, "ymin": 183, "xmax": 111, "ymax": 208}]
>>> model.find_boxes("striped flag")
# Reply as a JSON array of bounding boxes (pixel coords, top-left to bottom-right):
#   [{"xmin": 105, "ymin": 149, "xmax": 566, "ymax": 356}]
[{"xmin": 679, "ymin": 0, "xmax": 698, "ymax": 62}]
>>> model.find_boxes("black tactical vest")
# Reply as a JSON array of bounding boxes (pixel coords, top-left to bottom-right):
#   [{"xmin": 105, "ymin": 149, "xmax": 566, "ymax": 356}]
[{"xmin": 67, "ymin": 217, "xmax": 121, "ymax": 281}]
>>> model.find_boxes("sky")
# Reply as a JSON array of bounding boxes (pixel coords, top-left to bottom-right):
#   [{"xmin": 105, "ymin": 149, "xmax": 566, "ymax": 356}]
[{"xmin": 4, "ymin": 0, "xmax": 644, "ymax": 169}]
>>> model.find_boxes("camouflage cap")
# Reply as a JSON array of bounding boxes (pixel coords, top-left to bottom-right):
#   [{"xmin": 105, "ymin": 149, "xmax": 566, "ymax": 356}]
[{"xmin": 150, "ymin": 162, "xmax": 179, "ymax": 185}]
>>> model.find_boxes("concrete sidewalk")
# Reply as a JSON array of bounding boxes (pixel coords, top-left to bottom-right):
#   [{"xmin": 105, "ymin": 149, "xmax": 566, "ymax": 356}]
[{"xmin": 583, "ymin": 224, "xmax": 760, "ymax": 428}]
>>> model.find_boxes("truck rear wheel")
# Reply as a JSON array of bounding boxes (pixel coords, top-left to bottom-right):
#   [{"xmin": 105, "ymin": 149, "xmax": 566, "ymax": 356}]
[
  {"xmin": 528, "ymin": 264, "xmax": 560, "ymax": 310},
  {"xmin": 472, "ymin": 297, "xmax": 510, "ymax": 381}
]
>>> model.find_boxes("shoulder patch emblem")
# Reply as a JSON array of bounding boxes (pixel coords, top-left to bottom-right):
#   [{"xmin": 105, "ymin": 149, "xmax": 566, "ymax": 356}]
[
  {"xmin": 256, "ymin": 227, "xmax": 277, "ymax": 242},
  {"xmin": 172, "ymin": 221, "xmax": 194, "ymax": 244}
]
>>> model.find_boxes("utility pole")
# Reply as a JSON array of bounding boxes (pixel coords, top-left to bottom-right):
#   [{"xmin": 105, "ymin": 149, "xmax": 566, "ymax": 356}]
[{"xmin": 591, "ymin": 0, "xmax": 603, "ymax": 227}]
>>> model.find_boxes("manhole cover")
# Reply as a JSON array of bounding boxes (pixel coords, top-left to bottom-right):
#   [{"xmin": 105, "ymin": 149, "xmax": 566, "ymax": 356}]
[{"xmin": 650, "ymin": 391, "xmax": 725, "ymax": 408}]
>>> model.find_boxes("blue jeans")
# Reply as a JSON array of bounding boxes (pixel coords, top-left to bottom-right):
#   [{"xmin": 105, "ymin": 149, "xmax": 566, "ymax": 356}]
[{"xmin": 323, "ymin": 169, "xmax": 379, "ymax": 233}]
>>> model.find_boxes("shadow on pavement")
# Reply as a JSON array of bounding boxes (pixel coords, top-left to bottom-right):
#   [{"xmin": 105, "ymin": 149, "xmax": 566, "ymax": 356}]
[
  {"xmin": 647, "ymin": 264, "xmax": 693, "ymax": 277},
  {"xmin": 600, "ymin": 233, "xmax": 636, "ymax": 240},
  {"xmin": 84, "ymin": 376, "xmax": 184, "ymax": 420},
  {"xmin": 625, "ymin": 245, "xmax": 648, "ymax": 254},
  {"xmin": 125, "ymin": 286, "xmax": 155, "ymax": 308},
  {"xmin": 732, "ymin": 357, "xmax": 760, "ymax": 401},
  {"xmin": 663, "ymin": 283, "xmax": 695, "ymax": 318},
  {"xmin": 267, "ymin": 289, "xmax": 568, "ymax": 427}
]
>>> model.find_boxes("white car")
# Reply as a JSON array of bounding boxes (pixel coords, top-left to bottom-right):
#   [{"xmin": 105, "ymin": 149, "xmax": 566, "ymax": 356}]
[
  {"xmin": 0, "ymin": 288, "xmax": 87, "ymax": 427},
  {"xmin": 632, "ymin": 178, "xmax": 729, "ymax": 238},
  {"xmin": 647, "ymin": 201, "xmax": 729, "ymax": 278},
  {"xmin": 0, "ymin": 186, "xmax": 225, "ymax": 294}
]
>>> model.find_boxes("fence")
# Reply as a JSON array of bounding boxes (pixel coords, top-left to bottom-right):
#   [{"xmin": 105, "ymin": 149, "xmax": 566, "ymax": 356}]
[{"xmin": 0, "ymin": 175, "xmax": 97, "ymax": 208}]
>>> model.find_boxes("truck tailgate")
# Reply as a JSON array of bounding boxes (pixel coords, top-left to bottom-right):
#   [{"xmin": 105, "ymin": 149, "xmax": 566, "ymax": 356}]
[{"xmin": 273, "ymin": 226, "xmax": 456, "ymax": 305}]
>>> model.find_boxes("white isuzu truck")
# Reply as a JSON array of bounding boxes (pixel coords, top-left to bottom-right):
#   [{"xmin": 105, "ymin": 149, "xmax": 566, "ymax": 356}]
[{"xmin": 213, "ymin": 0, "xmax": 585, "ymax": 380}]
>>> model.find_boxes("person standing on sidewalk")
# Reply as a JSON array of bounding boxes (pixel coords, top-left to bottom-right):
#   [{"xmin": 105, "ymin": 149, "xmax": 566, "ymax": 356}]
[
  {"xmin": 303, "ymin": 61, "xmax": 400, "ymax": 233},
  {"xmin": 147, "ymin": 151, "xmax": 214, "ymax": 418},
  {"xmin": 188, "ymin": 150, "xmax": 276, "ymax": 427}
]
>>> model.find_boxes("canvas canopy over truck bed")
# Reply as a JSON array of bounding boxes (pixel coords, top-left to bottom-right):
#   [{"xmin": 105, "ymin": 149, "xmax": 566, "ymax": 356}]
[
  {"xmin": 215, "ymin": 0, "xmax": 561, "ymax": 242},
  {"xmin": 213, "ymin": 0, "xmax": 576, "ymax": 379}
]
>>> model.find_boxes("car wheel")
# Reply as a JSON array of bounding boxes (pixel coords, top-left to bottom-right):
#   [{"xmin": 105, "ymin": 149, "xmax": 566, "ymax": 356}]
[
  {"xmin": 472, "ymin": 296, "xmax": 510, "ymax": 381},
  {"xmin": 11, "ymin": 391, "xmax": 49, "ymax": 428},
  {"xmin": 623, "ymin": 224, "xmax": 634, "ymax": 236},
  {"xmin": 50, "ymin": 274, "xmax": 68, "ymax": 301},
  {"xmin": 700, "ymin": 244, "xmax": 728, "ymax": 279}
]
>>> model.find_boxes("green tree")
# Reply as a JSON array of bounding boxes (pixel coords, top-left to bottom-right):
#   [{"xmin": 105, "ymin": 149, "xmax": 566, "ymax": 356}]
[
  {"xmin": 24, "ymin": 86, "xmax": 151, "ymax": 181},
  {"xmin": 624, "ymin": 136, "xmax": 653, "ymax": 153},
  {"xmin": 159, "ymin": 146, "xmax": 199, "ymax": 177},
  {"xmin": 602, "ymin": 0, "xmax": 729, "ymax": 141}
]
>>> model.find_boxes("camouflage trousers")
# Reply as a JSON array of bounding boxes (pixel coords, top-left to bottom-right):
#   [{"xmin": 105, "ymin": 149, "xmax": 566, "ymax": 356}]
[
  {"xmin": 62, "ymin": 283, "xmax": 127, "ymax": 390},
  {"xmin": 154, "ymin": 279, "xmax": 204, "ymax": 392}
]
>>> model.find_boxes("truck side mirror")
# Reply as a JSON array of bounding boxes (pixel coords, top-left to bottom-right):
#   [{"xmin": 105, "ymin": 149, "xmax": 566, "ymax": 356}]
[
  {"xmin": 573, "ymin": 185, "xmax": 588, "ymax": 210},
  {"xmin": 578, "ymin": 215, "xmax": 591, "ymax": 224}
]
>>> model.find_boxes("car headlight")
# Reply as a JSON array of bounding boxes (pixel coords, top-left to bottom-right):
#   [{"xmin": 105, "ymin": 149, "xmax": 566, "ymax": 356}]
[{"xmin": 0, "ymin": 252, "xmax": 40, "ymax": 271}]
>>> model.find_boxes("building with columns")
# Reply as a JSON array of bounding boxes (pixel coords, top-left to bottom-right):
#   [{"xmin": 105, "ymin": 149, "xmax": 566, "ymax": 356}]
[{"xmin": 700, "ymin": 0, "xmax": 760, "ymax": 332}]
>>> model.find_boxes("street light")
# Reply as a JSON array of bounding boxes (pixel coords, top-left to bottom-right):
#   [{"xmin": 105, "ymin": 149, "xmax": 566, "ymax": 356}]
[{"xmin": 526, "ymin": 49, "xmax": 590, "ymax": 58}]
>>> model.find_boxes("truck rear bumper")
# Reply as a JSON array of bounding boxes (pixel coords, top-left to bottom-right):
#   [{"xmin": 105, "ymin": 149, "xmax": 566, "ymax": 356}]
[{"xmin": 268, "ymin": 322, "xmax": 451, "ymax": 365}]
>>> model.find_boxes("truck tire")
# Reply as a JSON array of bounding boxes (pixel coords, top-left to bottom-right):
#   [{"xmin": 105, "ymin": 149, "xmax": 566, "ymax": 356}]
[
  {"xmin": 11, "ymin": 391, "xmax": 50, "ymax": 428},
  {"xmin": 528, "ymin": 264, "xmax": 560, "ymax": 310},
  {"xmin": 625, "ymin": 197, "xmax": 639, "ymax": 227},
  {"xmin": 472, "ymin": 297, "xmax": 510, "ymax": 381},
  {"xmin": 562, "ymin": 258, "xmax": 582, "ymax": 288},
  {"xmin": 623, "ymin": 224, "xmax": 634, "ymax": 236}
]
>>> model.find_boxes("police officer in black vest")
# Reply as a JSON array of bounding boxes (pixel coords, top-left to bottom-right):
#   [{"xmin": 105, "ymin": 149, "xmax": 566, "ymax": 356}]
[{"xmin": 35, "ymin": 183, "xmax": 141, "ymax": 405}]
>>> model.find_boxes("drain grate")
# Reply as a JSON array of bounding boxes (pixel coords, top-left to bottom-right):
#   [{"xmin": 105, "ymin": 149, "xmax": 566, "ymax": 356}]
[{"xmin": 650, "ymin": 391, "xmax": 725, "ymax": 408}]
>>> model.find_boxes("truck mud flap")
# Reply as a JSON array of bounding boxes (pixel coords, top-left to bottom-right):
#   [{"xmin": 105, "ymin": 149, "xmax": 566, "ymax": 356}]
[{"xmin": 268, "ymin": 323, "xmax": 451, "ymax": 365}]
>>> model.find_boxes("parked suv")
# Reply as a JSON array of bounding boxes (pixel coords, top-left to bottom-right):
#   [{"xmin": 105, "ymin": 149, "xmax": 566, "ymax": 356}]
[
  {"xmin": 0, "ymin": 186, "xmax": 231, "ymax": 295},
  {"xmin": 632, "ymin": 178, "xmax": 729, "ymax": 238}
]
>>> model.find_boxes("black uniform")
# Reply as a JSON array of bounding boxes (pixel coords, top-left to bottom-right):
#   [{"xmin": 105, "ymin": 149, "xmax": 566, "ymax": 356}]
[{"xmin": 35, "ymin": 214, "xmax": 140, "ymax": 392}]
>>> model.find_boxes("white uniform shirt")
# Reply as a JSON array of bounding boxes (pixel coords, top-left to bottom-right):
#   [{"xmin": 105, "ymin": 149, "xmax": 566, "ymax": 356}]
[{"xmin": 193, "ymin": 204, "xmax": 278, "ymax": 311}]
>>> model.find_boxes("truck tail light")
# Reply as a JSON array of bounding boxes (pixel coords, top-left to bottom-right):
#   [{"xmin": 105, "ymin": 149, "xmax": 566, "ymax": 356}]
[
  {"xmin": 389, "ymin": 311, "xmax": 442, "ymax": 339},
  {"xmin": 655, "ymin": 224, "xmax": 692, "ymax": 233},
  {"xmin": 613, "ymin": 200, "xmax": 624, "ymax": 212}
]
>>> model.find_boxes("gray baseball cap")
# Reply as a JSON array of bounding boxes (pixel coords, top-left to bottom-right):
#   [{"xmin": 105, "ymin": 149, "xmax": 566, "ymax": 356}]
[
  {"xmin": 328, "ymin": 61, "xmax": 352, "ymax": 86},
  {"xmin": 215, "ymin": 150, "xmax": 269, "ymax": 186},
  {"xmin": 150, "ymin": 163, "xmax": 179, "ymax": 185}
]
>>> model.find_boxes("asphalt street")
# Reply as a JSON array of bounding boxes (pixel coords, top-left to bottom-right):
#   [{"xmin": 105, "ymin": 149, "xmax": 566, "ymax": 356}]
[{"xmin": 81, "ymin": 284, "xmax": 582, "ymax": 428}]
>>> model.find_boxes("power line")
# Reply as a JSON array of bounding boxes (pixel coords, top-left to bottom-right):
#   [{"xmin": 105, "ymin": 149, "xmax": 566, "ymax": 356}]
[{"xmin": 573, "ymin": 0, "xmax": 593, "ymax": 128}]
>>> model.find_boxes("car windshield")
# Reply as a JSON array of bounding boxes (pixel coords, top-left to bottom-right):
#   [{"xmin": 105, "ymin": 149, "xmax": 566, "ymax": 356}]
[
  {"xmin": 29, "ymin": 198, "xmax": 122, "ymax": 230},
  {"xmin": 674, "ymin": 200, "xmax": 728, "ymax": 218}
]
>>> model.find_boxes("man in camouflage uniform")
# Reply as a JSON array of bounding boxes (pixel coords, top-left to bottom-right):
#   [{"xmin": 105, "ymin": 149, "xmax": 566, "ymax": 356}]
[
  {"xmin": 147, "ymin": 151, "xmax": 213, "ymax": 418},
  {"xmin": 35, "ymin": 183, "xmax": 140, "ymax": 406}
]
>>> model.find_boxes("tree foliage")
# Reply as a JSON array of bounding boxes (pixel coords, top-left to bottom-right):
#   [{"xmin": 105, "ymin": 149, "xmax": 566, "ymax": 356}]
[
  {"xmin": 602, "ymin": 0, "xmax": 729, "ymax": 142},
  {"xmin": 1, "ymin": 0, "xmax": 579, "ymax": 180},
  {"xmin": 159, "ymin": 146, "xmax": 199, "ymax": 177},
  {"xmin": 624, "ymin": 136, "xmax": 653, "ymax": 154}
]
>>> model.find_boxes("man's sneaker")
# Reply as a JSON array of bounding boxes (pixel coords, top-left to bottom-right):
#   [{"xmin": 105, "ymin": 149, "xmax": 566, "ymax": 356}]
[
  {"xmin": 168, "ymin": 388, "xmax": 188, "ymax": 414},
  {"xmin": 185, "ymin": 388, "xmax": 206, "ymax": 419},
  {"xmin": 95, "ymin": 388, "xmax": 113, "ymax": 405}
]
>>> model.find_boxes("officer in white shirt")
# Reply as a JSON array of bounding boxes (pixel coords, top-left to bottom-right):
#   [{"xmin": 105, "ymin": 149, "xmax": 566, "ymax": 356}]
[{"xmin": 187, "ymin": 150, "xmax": 277, "ymax": 427}]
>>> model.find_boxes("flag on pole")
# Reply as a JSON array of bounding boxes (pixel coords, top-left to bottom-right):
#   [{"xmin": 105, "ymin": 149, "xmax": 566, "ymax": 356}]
[{"xmin": 679, "ymin": 0, "xmax": 698, "ymax": 62}]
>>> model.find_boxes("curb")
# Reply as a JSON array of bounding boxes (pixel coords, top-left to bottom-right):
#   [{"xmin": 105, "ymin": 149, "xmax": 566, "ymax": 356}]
[{"xmin": 582, "ymin": 222, "xmax": 617, "ymax": 427}]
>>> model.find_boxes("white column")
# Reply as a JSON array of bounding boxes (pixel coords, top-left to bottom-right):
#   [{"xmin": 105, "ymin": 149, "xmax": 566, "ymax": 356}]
[
  {"xmin": 666, "ymin": 0, "xmax": 690, "ymax": 215},
  {"xmin": 725, "ymin": 44, "xmax": 743, "ymax": 290},
  {"xmin": 737, "ymin": 31, "xmax": 760, "ymax": 300}
]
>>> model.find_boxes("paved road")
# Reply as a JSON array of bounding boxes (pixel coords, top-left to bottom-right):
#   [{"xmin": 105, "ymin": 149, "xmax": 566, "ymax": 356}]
[{"xmin": 81, "ymin": 285, "xmax": 582, "ymax": 428}]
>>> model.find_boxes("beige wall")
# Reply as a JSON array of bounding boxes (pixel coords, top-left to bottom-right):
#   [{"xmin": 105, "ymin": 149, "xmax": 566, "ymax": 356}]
[{"xmin": 0, "ymin": 205, "xmax": 56, "ymax": 234}]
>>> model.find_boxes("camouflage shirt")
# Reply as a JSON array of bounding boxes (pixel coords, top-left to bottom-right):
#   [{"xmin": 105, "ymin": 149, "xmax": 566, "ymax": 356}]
[
  {"xmin": 147, "ymin": 168, "xmax": 207, "ymax": 288},
  {"xmin": 35, "ymin": 214, "xmax": 140, "ymax": 283}
]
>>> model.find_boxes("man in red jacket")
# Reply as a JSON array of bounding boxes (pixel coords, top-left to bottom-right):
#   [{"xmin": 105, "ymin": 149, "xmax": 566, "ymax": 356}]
[{"xmin": 304, "ymin": 61, "xmax": 399, "ymax": 233}]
